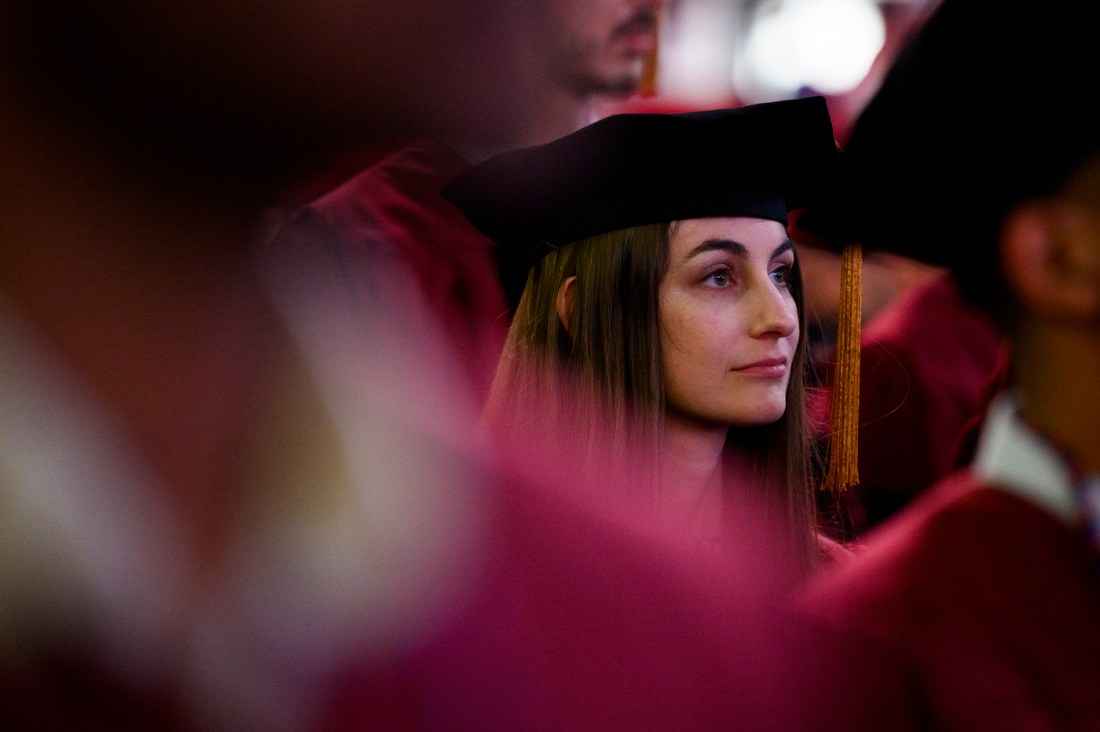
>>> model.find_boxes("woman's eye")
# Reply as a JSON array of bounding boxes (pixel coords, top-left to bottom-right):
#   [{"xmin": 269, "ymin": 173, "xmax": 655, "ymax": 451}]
[
  {"xmin": 770, "ymin": 264, "xmax": 792, "ymax": 286},
  {"xmin": 704, "ymin": 268, "xmax": 733, "ymax": 287}
]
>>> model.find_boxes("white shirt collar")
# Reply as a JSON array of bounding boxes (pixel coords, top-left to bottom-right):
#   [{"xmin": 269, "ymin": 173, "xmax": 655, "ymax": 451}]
[{"xmin": 973, "ymin": 390, "xmax": 1077, "ymax": 523}]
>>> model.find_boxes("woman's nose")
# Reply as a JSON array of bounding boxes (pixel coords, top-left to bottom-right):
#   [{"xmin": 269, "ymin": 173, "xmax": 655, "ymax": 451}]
[{"xmin": 748, "ymin": 282, "xmax": 798, "ymax": 339}]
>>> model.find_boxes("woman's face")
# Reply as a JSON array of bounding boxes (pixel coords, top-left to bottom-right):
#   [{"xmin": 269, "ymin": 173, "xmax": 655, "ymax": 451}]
[{"xmin": 658, "ymin": 216, "xmax": 799, "ymax": 428}]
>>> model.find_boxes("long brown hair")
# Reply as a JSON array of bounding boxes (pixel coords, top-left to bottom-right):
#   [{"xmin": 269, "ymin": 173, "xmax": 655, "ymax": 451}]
[{"xmin": 483, "ymin": 222, "xmax": 819, "ymax": 570}]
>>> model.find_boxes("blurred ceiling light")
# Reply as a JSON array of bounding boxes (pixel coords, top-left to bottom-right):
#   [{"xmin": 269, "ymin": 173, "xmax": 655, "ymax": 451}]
[{"xmin": 735, "ymin": 0, "xmax": 886, "ymax": 102}]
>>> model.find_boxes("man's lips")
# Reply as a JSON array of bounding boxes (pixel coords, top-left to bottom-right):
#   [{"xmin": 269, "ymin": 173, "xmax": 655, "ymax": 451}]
[{"xmin": 613, "ymin": 13, "xmax": 659, "ymax": 53}]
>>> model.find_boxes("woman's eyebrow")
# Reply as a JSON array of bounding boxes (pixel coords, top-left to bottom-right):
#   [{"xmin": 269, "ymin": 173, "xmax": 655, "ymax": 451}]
[
  {"xmin": 684, "ymin": 238, "xmax": 795, "ymax": 260},
  {"xmin": 684, "ymin": 239, "xmax": 746, "ymax": 259}
]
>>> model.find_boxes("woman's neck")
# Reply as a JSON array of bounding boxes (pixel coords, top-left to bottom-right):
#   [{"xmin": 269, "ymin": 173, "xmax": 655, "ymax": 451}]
[{"xmin": 658, "ymin": 413, "xmax": 729, "ymax": 533}]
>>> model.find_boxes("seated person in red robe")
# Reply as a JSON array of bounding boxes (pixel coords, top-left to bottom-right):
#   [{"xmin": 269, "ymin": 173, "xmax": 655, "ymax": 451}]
[{"xmin": 794, "ymin": 0, "xmax": 1100, "ymax": 727}]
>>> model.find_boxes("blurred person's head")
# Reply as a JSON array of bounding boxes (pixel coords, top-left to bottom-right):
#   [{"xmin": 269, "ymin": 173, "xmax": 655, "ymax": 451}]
[
  {"xmin": 535, "ymin": 0, "xmax": 665, "ymax": 99},
  {"xmin": 0, "ymin": 0, "xmax": 542, "ymax": 207},
  {"xmin": 796, "ymin": 0, "xmax": 1100, "ymax": 330}
]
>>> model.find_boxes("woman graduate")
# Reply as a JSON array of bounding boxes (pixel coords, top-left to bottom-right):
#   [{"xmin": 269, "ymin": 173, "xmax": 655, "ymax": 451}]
[{"xmin": 443, "ymin": 96, "xmax": 845, "ymax": 571}]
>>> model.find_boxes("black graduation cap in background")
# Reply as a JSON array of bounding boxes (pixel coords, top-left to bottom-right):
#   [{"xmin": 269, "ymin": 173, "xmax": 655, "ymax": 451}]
[
  {"xmin": 443, "ymin": 95, "xmax": 838, "ymax": 311},
  {"xmin": 795, "ymin": 0, "xmax": 1100, "ymax": 272}
]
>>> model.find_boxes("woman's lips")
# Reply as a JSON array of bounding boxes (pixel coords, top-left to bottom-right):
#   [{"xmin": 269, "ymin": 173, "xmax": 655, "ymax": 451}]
[{"xmin": 732, "ymin": 358, "xmax": 788, "ymax": 377}]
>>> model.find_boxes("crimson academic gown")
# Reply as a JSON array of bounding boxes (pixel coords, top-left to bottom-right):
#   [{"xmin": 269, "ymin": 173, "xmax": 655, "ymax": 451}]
[
  {"xmin": 798, "ymin": 394, "xmax": 1100, "ymax": 730},
  {"xmin": 316, "ymin": 462, "xmax": 864, "ymax": 731},
  {"xmin": 269, "ymin": 138, "xmax": 509, "ymax": 403},
  {"xmin": 814, "ymin": 274, "xmax": 1007, "ymax": 535}
]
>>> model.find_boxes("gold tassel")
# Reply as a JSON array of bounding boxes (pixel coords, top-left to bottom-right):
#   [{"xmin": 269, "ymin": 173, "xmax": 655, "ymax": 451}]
[
  {"xmin": 821, "ymin": 243, "xmax": 862, "ymax": 492},
  {"xmin": 640, "ymin": 15, "xmax": 660, "ymax": 97}
]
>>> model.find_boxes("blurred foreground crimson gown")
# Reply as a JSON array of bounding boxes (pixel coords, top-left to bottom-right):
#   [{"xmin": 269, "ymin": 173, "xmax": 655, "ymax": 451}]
[
  {"xmin": 315, "ymin": 447, "xmax": 880, "ymax": 731},
  {"xmin": 0, "ymin": 242, "xmax": 884, "ymax": 730}
]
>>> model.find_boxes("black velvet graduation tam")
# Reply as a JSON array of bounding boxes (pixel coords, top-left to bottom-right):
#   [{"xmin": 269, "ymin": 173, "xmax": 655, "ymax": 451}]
[
  {"xmin": 795, "ymin": 0, "xmax": 1100, "ymax": 274},
  {"xmin": 443, "ymin": 95, "xmax": 838, "ymax": 308}
]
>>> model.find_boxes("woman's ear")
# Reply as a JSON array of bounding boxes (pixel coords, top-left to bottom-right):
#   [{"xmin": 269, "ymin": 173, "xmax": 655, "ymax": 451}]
[
  {"xmin": 1000, "ymin": 199, "xmax": 1100, "ymax": 319},
  {"xmin": 556, "ymin": 276, "xmax": 577, "ymax": 334}
]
